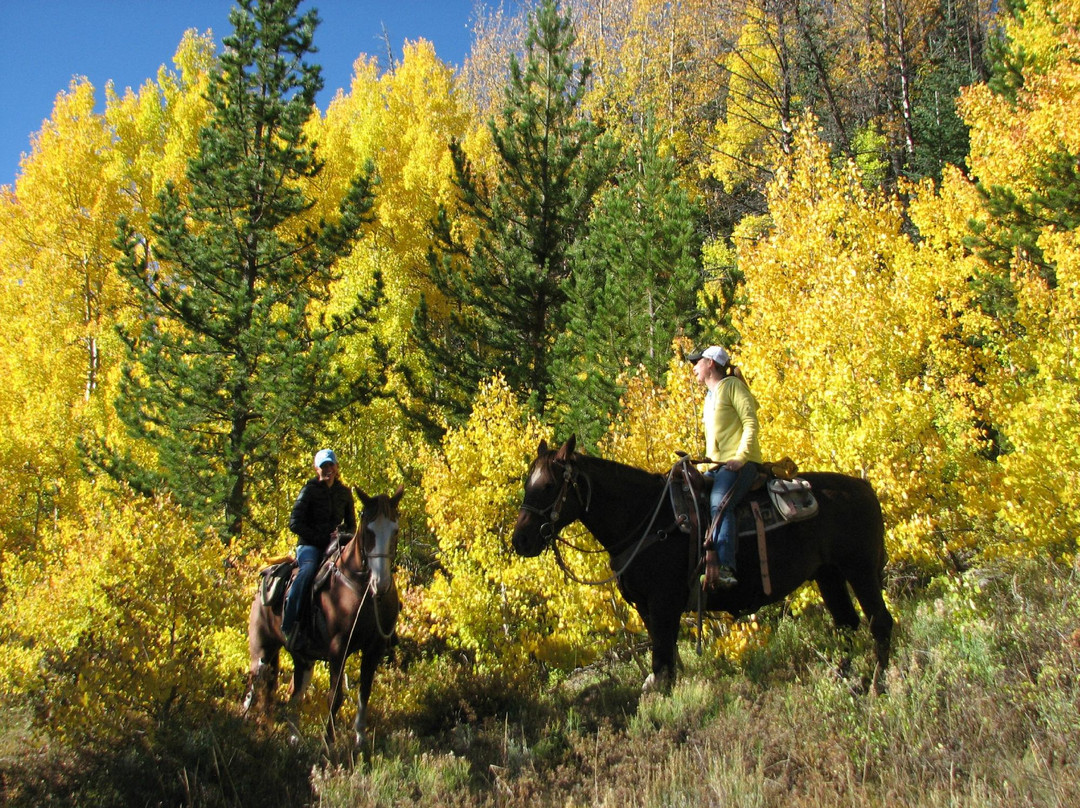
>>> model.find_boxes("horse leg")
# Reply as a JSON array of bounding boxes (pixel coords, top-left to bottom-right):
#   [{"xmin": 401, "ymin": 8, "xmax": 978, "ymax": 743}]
[
  {"xmin": 242, "ymin": 654, "xmax": 279, "ymax": 717},
  {"xmin": 816, "ymin": 567, "xmax": 861, "ymax": 631},
  {"xmin": 846, "ymin": 571, "xmax": 894, "ymax": 692},
  {"xmin": 243, "ymin": 599, "xmax": 281, "ymax": 718},
  {"xmin": 352, "ymin": 644, "xmax": 384, "ymax": 746},
  {"xmin": 816, "ymin": 567, "xmax": 862, "ymax": 678},
  {"xmin": 323, "ymin": 649, "xmax": 350, "ymax": 746},
  {"xmin": 640, "ymin": 597, "xmax": 681, "ymax": 694},
  {"xmin": 285, "ymin": 660, "xmax": 315, "ymax": 740}
]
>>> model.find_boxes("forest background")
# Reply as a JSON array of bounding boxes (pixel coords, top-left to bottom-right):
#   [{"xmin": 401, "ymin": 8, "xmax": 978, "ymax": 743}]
[{"xmin": 1, "ymin": 0, "xmax": 1079, "ymax": 804}]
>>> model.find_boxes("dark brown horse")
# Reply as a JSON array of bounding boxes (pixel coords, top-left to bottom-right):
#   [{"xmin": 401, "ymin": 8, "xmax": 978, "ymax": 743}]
[
  {"xmin": 243, "ymin": 485, "xmax": 404, "ymax": 744},
  {"xmin": 511, "ymin": 437, "xmax": 893, "ymax": 692}
]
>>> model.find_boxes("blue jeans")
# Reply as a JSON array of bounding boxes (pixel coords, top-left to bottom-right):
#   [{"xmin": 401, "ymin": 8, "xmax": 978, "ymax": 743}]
[
  {"xmin": 281, "ymin": 544, "xmax": 321, "ymax": 634},
  {"xmin": 707, "ymin": 462, "xmax": 759, "ymax": 570}
]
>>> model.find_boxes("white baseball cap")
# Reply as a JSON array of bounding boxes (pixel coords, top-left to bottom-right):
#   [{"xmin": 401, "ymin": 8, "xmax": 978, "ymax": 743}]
[{"xmin": 687, "ymin": 345, "xmax": 730, "ymax": 366}]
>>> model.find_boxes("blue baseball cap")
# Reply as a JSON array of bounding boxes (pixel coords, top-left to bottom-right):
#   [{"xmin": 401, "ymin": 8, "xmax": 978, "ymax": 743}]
[{"xmin": 314, "ymin": 449, "xmax": 338, "ymax": 467}]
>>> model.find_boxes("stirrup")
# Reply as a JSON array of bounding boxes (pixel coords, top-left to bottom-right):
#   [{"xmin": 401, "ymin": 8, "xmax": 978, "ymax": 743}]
[
  {"xmin": 284, "ymin": 626, "xmax": 302, "ymax": 652},
  {"xmin": 714, "ymin": 566, "xmax": 738, "ymax": 588}
]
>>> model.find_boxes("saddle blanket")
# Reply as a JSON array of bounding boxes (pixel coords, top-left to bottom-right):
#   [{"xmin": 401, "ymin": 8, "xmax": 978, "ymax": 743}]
[{"xmin": 734, "ymin": 495, "xmax": 784, "ymax": 537}]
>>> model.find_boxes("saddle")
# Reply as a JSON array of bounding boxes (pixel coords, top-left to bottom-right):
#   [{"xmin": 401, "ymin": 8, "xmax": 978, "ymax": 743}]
[
  {"xmin": 256, "ymin": 542, "xmax": 352, "ymax": 655},
  {"xmin": 257, "ymin": 557, "xmax": 295, "ymax": 608},
  {"xmin": 669, "ymin": 454, "xmax": 818, "ymax": 597},
  {"xmin": 257, "ymin": 529, "xmax": 358, "ymax": 607}
]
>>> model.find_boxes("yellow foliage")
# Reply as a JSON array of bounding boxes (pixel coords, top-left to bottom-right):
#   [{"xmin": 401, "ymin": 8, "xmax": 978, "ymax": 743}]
[
  {"xmin": 601, "ymin": 341, "xmax": 701, "ymax": 471},
  {"xmin": 309, "ymin": 40, "xmax": 476, "ymax": 412},
  {"xmin": 734, "ymin": 119, "xmax": 995, "ymax": 567},
  {"xmin": 987, "ymin": 206, "xmax": 1080, "ymax": 560},
  {"xmin": 0, "ymin": 492, "xmax": 245, "ymax": 742},
  {"xmin": 702, "ymin": 615, "xmax": 771, "ymax": 664},
  {"xmin": 705, "ymin": 7, "xmax": 783, "ymax": 193},
  {"xmin": 0, "ymin": 79, "xmax": 131, "ymax": 555},
  {"xmin": 574, "ymin": 0, "xmax": 733, "ymax": 173},
  {"xmin": 909, "ymin": 0, "xmax": 1080, "ymax": 561},
  {"xmin": 421, "ymin": 376, "xmax": 627, "ymax": 677},
  {"xmin": 0, "ymin": 32, "xmax": 219, "ymax": 558},
  {"xmin": 105, "ymin": 30, "xmax": 216, "ymax": 211}
]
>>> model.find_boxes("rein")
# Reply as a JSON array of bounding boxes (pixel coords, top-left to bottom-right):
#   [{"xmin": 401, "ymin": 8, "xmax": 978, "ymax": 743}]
[
  {"xmin": 551, "ymin": 464, "xmax": 677, "ymax": 587},
  {"xmin": 333, "ymin": 526, "xmax": 398, "ymax": 642}
]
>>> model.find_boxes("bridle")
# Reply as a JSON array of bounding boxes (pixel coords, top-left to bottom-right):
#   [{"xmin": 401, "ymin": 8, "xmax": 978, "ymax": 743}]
[
  {"xmin": 332, "ymin": 503, "xmax": 400, "ymax": 644},
  {"xmin": 331, "ymin": 505, "xmax": 397, "ymax": 595},
  {"xmin": 522, "ymin": 454, "xmax": 681, "ymax": 586},
  {"xmin": 519, "ymin": 457, "xmax": 592, "ymax": 543},
  {"xmin": 358, "ymin": 506, "xmax": 397, "ymax": 567}
]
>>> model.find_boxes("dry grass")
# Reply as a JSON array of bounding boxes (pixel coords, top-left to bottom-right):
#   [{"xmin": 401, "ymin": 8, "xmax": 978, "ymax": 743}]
[{"xmin": 3, "ymin": 557, "xmax": 1079, "ymax": 807}]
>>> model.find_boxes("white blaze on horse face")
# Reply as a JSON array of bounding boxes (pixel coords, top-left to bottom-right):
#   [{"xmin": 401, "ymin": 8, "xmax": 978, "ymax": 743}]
[
  {"xmin": 367, "ymin": 513, "xmax": 398, "ymax": 594},
  {"xmin": 528, "ymin": 464, "xmax": 548, "ymax": 489}
]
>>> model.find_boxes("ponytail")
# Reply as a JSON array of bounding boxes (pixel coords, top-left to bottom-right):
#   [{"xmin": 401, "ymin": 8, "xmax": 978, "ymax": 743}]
[{"xmin": 724, "ymin": 363, "xmax": 747, "ymax": 384}]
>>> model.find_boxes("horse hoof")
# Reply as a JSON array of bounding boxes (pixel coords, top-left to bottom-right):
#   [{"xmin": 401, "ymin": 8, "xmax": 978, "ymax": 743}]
[{"xmin": 641, "ymin": 671, "xmax": 673, "ymax": 694}]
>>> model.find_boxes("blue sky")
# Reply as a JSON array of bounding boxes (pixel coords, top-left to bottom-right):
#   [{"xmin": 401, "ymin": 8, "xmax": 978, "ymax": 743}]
[{"xmin": 0, "ymin": 0, "xmax": 487, "ymax": 187}]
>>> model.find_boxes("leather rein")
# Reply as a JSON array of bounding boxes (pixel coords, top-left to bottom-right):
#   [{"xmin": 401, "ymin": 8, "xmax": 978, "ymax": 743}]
[
  {"xmin": 329, "ymin": 527, "xmax": 394, "ymax": 598},
  {"xmin": 330, "ymin": 523, "xmax": 398, "ymax": 643},
  {"xmin": 523, "ymin": 458, "xmax": 680, "ymax": 586}
]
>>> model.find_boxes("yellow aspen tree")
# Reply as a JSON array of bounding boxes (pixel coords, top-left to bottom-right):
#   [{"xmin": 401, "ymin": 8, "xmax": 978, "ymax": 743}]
[
  {"xmin": 735, "ymin": 118, "xmax": 991, "ymax": 567},
  {"xmin": 572, "ymin": 0, "xmax": 733, "ymax": 171},
  {"xmin": 88, "ymin": 32, "xmax": 218, "ymax": 480},
  {"xmin": 940, "ymin": 0, "xmax": 1080, "ymax": 558},
  {"xmin": 460, "ymin": 0, "xmax": 527, "ymax": 119},
  {"xmin": 299, "ymin": 41, "xmax": 476, "ymax": 542},
  {"xmin": 1, "ymin": 31, "xmax": 218, "ymax": 611},
  {"xmin": 0, "ymin": 491, "xmax": 239, "ymax": 743},
  {"xmin": 0, "ymin": 79, "xmax": 128, "ymax": 560},
  {"xmin": 600, "ymin": 340, "xmax": 702, "ymax": 471},
  {"xmin": 705, "ymin": 4, "xmax": 787, "ymax": 195},
  {"xmin": 1000, "ymin": 230, "xmax": 1080, "ymax": 558},
  {"xmin": 421, "ymin": 376, "xmax": 627, "ymax": 677},
  {"xmin": 314, "ymin": 40, "xmax": 472, "ymax": 352},
  {"xmin": 105, "ymin": 31, "xmax": 216, "ymax": 228}
]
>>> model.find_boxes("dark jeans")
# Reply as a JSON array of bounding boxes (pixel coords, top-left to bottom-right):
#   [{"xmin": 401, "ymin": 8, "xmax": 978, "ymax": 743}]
[
  {"xmin": 281, "ymin": 544, "xmax": 321, "ymax": 634},
  {"xmin": 707, "ymin": 462, "xmax": 759, "ymax": 570}
]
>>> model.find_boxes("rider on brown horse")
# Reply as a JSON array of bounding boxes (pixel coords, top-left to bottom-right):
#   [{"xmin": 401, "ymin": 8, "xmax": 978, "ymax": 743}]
[{"xmin": 281, "ymin": 448, "xmax": 356, "ymax": 652}]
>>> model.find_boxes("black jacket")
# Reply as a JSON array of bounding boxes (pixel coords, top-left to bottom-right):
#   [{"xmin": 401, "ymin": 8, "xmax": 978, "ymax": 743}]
[{"xmin": 288, "ymin": 477, "xmax": 357, "ymax": 552}]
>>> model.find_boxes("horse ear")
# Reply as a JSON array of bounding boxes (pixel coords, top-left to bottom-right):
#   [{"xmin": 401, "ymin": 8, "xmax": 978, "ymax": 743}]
[
  {"xmin": 391, "ymin": 483, "xmax": 404, "ymax": 504},
  {"xmin": 555, "ymin": 435, "xmax": 576, "ymax": 461},
  {"xmin": 355, "ymin": 488, "xmax": 371, "ymax": 506},
  {"xmin": 538, "ymin": 439, "xmax": 548, "ymax": 455}
]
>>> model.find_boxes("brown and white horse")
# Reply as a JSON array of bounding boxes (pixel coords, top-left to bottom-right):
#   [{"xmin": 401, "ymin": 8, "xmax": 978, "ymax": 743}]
[{"xmin": 243, "ymin": 485, "xmax": 404, "ymax": 744}]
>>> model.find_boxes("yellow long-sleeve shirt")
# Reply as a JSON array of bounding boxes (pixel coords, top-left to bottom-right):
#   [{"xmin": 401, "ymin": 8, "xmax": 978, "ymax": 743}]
[{"xmin": 703, "ymin": 375, "xmax": 763, "ymax": 464}]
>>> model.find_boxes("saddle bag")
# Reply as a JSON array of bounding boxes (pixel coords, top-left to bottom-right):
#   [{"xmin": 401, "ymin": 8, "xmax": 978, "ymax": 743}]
[{"xmin": 767, "ymin": 477, "xmax": 819, "ymax": 522}]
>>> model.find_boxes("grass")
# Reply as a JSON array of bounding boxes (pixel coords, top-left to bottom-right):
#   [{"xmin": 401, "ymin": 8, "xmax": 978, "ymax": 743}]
[{"xmin": 3, "ymin": 556, "xmax": 1080, "ymax": 807}]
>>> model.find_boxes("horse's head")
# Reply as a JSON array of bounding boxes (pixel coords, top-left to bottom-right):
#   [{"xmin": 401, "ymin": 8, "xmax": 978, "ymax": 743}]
[
  {"xmin": 355, "ymin": 484, "xmax": 404, "ymax": 595},
  {"xmin": 512, "ymin": 436, "xmax": 582, "ymax": 557}
]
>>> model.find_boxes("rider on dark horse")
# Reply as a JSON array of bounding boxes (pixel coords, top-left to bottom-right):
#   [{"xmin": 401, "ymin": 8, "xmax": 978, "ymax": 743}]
[
  {"xmin": 282, "ymin": 448, "xmax": 357, "ymax": 652},
  {"xmin": 688, "ymin": 345, "xmax": 763, "ymax": 589}
]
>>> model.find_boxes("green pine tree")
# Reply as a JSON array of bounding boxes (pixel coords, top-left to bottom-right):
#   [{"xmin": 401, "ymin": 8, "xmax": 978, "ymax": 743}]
[
  {"xmin": 107, "ymin": 0, "xmax": 379, "ymax": 542},
  {"xmin": 412, "ymin": 0, "xmax": 617, "ymax": 421},
  {"xmin": 553, "ymin": 121, "xmax": 703, "ymax": 448}
]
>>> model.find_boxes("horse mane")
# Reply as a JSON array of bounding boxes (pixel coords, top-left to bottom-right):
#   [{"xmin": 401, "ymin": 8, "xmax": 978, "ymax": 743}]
[{"xmin": 573, "ymin": 451, "xmax": 668, "ymax": 491}]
